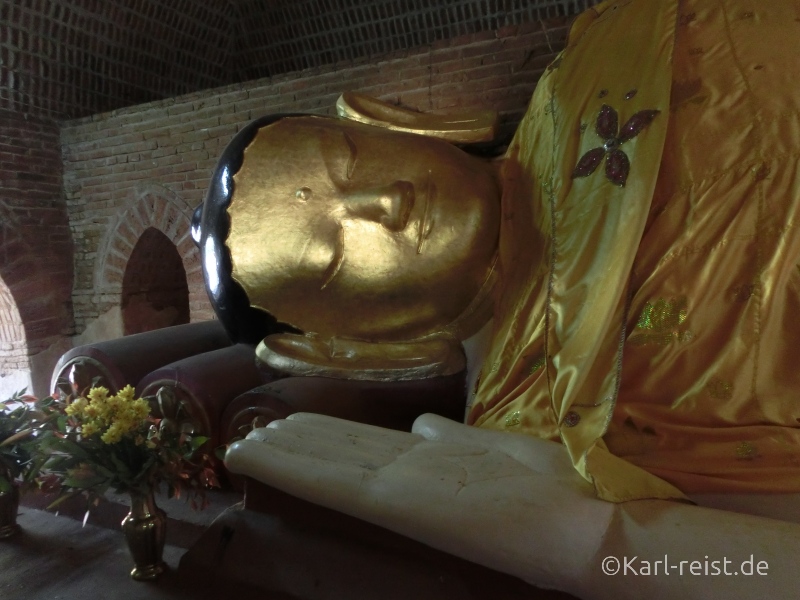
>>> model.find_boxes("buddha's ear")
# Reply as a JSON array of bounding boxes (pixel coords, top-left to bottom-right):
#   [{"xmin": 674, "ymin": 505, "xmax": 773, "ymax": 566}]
[
  {"xmin": 255, "ymin": 331, "xmax": 466, "ymax": 382},
  {"xmin": 336, "ymin": 92, "xmax": 499, "ymax": 144}
]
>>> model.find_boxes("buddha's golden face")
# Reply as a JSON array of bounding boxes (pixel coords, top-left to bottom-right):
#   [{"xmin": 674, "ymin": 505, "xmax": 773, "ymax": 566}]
[{"xmin": 226, "ymin": 116, "xmax": 501, "ymax": 341}]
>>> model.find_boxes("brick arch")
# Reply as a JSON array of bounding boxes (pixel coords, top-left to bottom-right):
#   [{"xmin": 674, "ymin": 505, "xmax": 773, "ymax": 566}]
[
  {"xmin": 0, "ymin": 209, "xmax": 68, "ymax": 354},
  {"xmin": 0, "ymin": 276, "xmax": 29, "ymax": 377},
  {"xmin": 95, "ymin": 184, "xmax": 211, "ymax": 323},
  {"xmin": 0, "ymin": 205, "xmax": 74, "ymax": 396}
]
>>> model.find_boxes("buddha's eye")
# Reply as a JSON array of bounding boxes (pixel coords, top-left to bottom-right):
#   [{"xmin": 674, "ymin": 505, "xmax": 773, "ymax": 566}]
[
  {"xmin": 325, "ymin": 131, "xmax": 359, "ymax": 192},
  {"xmin": 296, "ymin": 187, "xmax": 312, "ymax": 201},
  {"xmin": 343, "ymin": 132, "xmax": 358, "ymax": 180}
]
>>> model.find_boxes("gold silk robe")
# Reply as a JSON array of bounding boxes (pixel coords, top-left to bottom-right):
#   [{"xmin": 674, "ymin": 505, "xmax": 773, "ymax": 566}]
[{"xmin": 469, "ymin": 0, "xmax": 800, "ymax": 501}]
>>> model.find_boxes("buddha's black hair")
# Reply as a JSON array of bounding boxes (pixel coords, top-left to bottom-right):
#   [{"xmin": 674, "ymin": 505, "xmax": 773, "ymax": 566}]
[{"xmin": 194, "ymin": 114, "xmax": 303, "ymax": 345}]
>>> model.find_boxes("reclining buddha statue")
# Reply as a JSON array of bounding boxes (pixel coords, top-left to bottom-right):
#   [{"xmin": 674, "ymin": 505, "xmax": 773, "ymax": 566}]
[{"xmin": 191, "ymin": 0, "xmax": 800, "ymax": 597}]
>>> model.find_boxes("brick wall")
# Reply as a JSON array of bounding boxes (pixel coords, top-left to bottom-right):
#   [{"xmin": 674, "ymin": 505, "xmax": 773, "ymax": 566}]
[
  {"xmin": 61, "ymin": 20, "xmax": 569, "ymax": 336},
  {"xmin": 0, "ymin": 108, "xmax": 74, "ymax": 395},
  {"xmin": 233, "ymin": 0, "xmax": 595, "ymax": 80},
  {"xmin": 0, "ymin": 0, "xmax": 232, "ymax": 119},
  {"xmin": 1, "ymin": 0, "xmax": 592, "ymax": 121}
]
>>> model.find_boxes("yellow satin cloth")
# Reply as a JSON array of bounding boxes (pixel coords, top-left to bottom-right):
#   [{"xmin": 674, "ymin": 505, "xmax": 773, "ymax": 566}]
[{"xmin": 469, "ymin": 0, "xmax": 800, "ymax": 501}]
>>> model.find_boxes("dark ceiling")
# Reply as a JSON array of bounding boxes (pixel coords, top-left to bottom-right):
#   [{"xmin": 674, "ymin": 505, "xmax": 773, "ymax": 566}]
[{"xmin": 0, "ymin": 0, "xmax": 596, "ymax": 120}]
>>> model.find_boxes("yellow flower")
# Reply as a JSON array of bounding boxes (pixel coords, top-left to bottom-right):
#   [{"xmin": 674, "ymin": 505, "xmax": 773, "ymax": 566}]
[
  {"xmin": 100, "ymin": 422, "xmax": 124, "ymax": 444},
  {"xmin": 81, "ymin": 421, "xmax": 99, "ymax": 438},
  {"xmin": 87, "ymin": 390, "xmax": 114, "ymax": 425},
  {"xmin": 117, "ymin": 385, "xmax": 136, "ymax": 402},
  {"xmin": 112, "ymin": 418, "xmax": 131, "ymax": 435},
  {"xmin": 132, "ymin": 398, "xmax": 151, "ymax": 421},
  {"xmin": 87, "ymin": 387, "xmax": 109, "ymax": 403},
  {"xmin": 65, "ymin": 397, "xmax": 88, "ymax": 417},
  {"xmin": 78, "ymin": 385, "xmax": 152, "ymax": 444},
  {"xmin": 106, "ymin": 394, "xmax": 123, "ymax": 413}
]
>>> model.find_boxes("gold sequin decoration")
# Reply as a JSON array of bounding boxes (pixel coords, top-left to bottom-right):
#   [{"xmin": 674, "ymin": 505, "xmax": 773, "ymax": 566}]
[
  {"xmin": 529, "ymin": 354, "xmax": 546, "ymax": 375},
  {"xmin": 629, "ymin": 296, "xmax": 691, "ymax": 346},
  {"xmin": 735, "ymin": 441, "xmax": 758, "ymax": 460},
  {"xmin": 706, "ymin": 377, "xmax": 734, "ymax": 401},
  {"xmin": 490, "ymin": 361, "xmax": 500, "ymax": 373},
  {"xmin": 504, "ymin": 411, "xmax": 521, "ymax": 428}
]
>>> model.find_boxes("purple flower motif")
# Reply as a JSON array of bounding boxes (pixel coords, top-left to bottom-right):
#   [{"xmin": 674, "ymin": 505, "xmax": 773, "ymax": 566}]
[{"xmin": 572, "ymin": 104, "xmax": 660, "ymax": 187}]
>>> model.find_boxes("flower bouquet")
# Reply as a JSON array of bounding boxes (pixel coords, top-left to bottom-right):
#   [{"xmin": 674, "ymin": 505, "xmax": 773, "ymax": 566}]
[
  {"xmin": 39, "ymin": 385, "xmax": 219, "ymax": 580},
  {"xmin": 0, "ymin": 391, "xmax": 51, "ymax": 538}
]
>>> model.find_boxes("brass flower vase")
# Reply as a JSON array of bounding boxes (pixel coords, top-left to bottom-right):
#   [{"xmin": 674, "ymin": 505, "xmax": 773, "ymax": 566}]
[
  {"xmin": 0, "ymin": 479, "xmax": 21, "ymax": 539},
  {"xmin": 122, "ymin": 489, "xmax": 168, "ymax": 580}
]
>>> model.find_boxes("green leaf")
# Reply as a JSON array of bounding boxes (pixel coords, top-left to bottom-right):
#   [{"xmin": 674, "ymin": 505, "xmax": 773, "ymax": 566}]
[
  {"xmin": 22, "ymin": 454, "xmax": 48, "ymax": 482},
  {"xmin": 109, "ymin": 453, "xmax": 132, "ymax": 479},
  {"xmin": 191, "ymin": 436, "xmax": 210, "ymax": 452},
  {"xmin": 40, "ymin": 436, "xmax": 91, "ymax": 460},
  {"xmin": 0, "ymin": 428, "xmax": 33, "ymax": 447},
  {"xmin": 43, "ymin": 455, "xmax": 75, "ymax": 472},
  {"xmin": 63, "ymin": 472, "xmax": 107, "ymax": 489}
]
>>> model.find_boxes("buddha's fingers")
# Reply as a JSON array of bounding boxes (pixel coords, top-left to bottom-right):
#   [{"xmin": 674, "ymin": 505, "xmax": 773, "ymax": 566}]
[
  {"xmin": 242, "ymin": 420, "xmax": 422, "ymax": 473},
  {"xmin": 284, "ymin": 412, "xmax": 421, "ymax": 446},
  {"xmin": 246, "ymin": 416, "xmax": 423, "ymax": 467},
  {"xmin": 225, "ymin": 438, "xmax": 380, "ymax": 511},
  {"xmin": 412, "ymin": 413, "xmax": 574, "ymax": 475}
]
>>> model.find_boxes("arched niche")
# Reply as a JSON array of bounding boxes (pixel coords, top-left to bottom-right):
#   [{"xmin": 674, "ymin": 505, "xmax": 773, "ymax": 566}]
[
  {"xmin": 121, "ymin": 227, "xmax": 190, "ymax": 335},
  {"xmin": 0, "ymin": 277, "xmax": 31, "ymax": 396},
  {"xmin": 95, "ymin": 186, "xmax": 213, "ymax": 325}
]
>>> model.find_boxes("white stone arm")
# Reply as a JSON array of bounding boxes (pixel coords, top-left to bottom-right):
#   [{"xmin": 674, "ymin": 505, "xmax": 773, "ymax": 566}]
[{"xmin": 225, "ymin": 413, "xmax": 800, "ymax": 599}]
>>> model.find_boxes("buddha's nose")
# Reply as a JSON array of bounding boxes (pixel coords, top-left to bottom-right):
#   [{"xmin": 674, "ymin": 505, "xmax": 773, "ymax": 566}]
[{"xmin": 344, "ymin": 180, "xmax": 414, "ymax": 231}]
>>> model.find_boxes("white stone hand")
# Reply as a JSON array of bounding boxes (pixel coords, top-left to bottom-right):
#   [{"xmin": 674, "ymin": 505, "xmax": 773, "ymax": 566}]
[{"xmin": 225, "ymin": 412, "xmax": 611, "ymax": 596}]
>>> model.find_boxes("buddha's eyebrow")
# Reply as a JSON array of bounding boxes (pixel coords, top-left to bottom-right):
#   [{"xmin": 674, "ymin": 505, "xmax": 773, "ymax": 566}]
[{"xmin": 342, "ymin": 131, "xmax": 357, "ymax": 180}]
